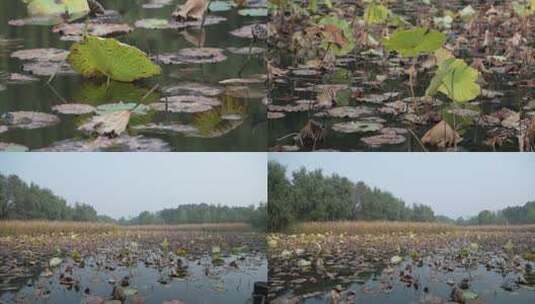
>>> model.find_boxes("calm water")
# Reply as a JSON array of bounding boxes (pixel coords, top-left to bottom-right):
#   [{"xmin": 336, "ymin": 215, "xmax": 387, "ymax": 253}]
[
  {"xmin": 1, "ymin": 254, "xmax": 267, "ymax": 304},
  {"xmin": 277, "ymin": 259, "xmax": 535, "ymax": 304},
  {"xmin": 0, "ymin": 231, "xmax": 268, "ymax": 304},
  {"xmin": 0, "ymin": 0, "xmax": 267, "ymax": 151}
]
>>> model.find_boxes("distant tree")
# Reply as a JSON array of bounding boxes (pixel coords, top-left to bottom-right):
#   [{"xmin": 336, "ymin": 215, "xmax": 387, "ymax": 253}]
[
  {"xmin": 0, "ymin": 172, "xmax": 99, "ymax": 222},
  {"xmin": 267, "ymin": 161, "xmax": 448, "ymax": 231},
  {"xmin": 477, "ymin": 210, "xmax": 496, "ymax": 225},
  {"xmin": 411, "ymin": 204, "xmax": 435, "ymax": 222},
  {"xmin": 268, "ymin": 161, "xmax": 294, "ymax": 231}
]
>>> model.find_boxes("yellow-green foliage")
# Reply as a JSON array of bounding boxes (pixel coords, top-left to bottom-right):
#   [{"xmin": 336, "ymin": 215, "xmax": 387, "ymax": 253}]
[
  {"xmin": 0, "ymin": 220, "xmax": 118, "ymax": 236},
  {"xmin": 68, "ymin": 36, "xmax": 161, "ymax": 82},
  {"xmin": 24, "ymin": 0, "xmax": 89, "ymax": 16},
  {"xmin": 291, "ymin": 221, "xmax": 535, "ymax": 235}
]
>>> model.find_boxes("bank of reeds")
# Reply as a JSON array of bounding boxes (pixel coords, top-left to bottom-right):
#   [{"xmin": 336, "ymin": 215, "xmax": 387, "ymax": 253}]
[
  {"xmin": 0, "ymin": 220, "xmax": 118, "ymax": 236},
  {"xmin": 291, "ymin": 221, "xmax": 535, "ymax": 235},
  {"xmin": 0, "ymin": 221, "xmax": 252, "ymax": 237},
  {"xmin": 123, "ymin": 223, "xmax": 252, "ymax": 232}
]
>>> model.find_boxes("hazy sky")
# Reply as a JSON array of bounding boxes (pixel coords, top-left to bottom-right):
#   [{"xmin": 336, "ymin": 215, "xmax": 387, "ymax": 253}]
[
  {"xmin": 0, "ymin": 153, "xmax": 267, "ymax": 219},
  {"xmin": 270, "ymin": 153, "xmax": 535, "ymax": 219}
]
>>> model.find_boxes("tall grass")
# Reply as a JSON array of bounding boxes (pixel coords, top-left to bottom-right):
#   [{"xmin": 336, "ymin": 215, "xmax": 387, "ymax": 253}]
[
  {"xmin": 123, "ymin": 223, "xmax": 253, "ymax": 232},
  {"xmin": 291, "ymin": 221, "xmax": 535, "ymax": 235},
  {"xmin": 0, "ymin": 220, "xmax": 118, "ymax": 236},
  {"xmin": 0, "ymin": 221, "xmax": 253, "ymax": 236}
]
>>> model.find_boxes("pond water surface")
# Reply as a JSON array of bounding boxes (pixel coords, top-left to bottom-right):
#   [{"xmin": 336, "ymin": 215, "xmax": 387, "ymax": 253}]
[{"xmin": 0, "ymin": 0, "xmax": 267, "ymax": 151}]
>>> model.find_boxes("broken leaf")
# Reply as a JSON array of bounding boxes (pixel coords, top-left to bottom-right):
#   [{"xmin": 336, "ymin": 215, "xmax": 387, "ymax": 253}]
[
  {"xmin": 421, "ymin": 120, "xmax": 461, "ymax": 148},
  {"xmin": 79, "ymin": 110, "xmax": 131, "ymax": 137}
]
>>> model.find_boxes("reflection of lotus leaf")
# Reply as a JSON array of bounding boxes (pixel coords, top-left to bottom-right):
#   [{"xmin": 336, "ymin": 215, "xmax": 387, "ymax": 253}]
[
  {"xmin": 221, "ymin": 95, "xmax": 246, "ymax": 117},
  {"xmin": 383, "ymin": 27, "xmax": 446, "ymax": 57},
  {"xmin": 75, "ymin": 82, "xmax": 160, "ymax": 105},
  {"xmin": 68, "ymin": 36, "xmax": 161, "ymax": 82},
  {"xmin": 192, "ymin": 107, "xmax": 243, "ymax": 138},
  {"xmin": 332, "ymin": 121, "xmax": 383, "ymax": 133}
]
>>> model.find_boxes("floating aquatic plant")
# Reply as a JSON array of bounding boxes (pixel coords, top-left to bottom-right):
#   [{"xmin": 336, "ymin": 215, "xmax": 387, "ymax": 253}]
[
  {"xmin": 67, "ymin": 35, "xmax": 161, "ymax": 82},
  {"xmin": 383, "ymin": 27, "xmax": 446, "ymax": 57},
  {"xmin": 425, "ymin": 58, "xmax": 481, "ymax": 103}
]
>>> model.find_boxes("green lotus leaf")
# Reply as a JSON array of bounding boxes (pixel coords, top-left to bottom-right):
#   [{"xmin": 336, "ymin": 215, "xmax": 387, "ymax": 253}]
[
  {"xmin": 364, "ymin": 3, "xmax": 391, "ymax": 25},
  {"xmin": 67, "ymin": 35, "xmax": 161, "ymax": 82},
  {"xmin": 209, "ymin": 1, "xmax": 233, "ymax": 12},
  {"xmin": 383, "ymin": 27, "xmax": 446, "ymax": 57},
  {"xmin": 318, "ymin": 16, "xmax": 356, "ymax": 56},
  {"xmin": 95, "ymin": 102, "xmax": 150, "ymax": 115},
  {"xmin": 238, "ymin": 8, "xmax": 268, "ymax": 17},
  {"xmin": 23, "ymin": 0, "xmax": 89, "ymax": 17},
  {"xmin": 335, "ymin": 88, "xmax": 353, "ymax": 106},
  {"xmin": 426, "ymin": 58, "xmax": 481, "ymax": 103},
  {"xmin": 512, "ymin": 1, "xmax": 534, "ymax": 17}
]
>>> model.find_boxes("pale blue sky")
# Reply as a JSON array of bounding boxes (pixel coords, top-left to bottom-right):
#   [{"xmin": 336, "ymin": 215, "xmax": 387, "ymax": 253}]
[
  {"xmin": 0, "ymin": 153, "xmax": 267, "ymax": 219},
  {"xmin": 270, "ymin": 153, "xmax": 535, "ymax": 219}
]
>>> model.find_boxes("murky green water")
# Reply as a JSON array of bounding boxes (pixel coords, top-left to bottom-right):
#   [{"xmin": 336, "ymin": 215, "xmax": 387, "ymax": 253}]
[{"xmin": 0, "ymin": 0, "xmax": 267, "ymax": 151}]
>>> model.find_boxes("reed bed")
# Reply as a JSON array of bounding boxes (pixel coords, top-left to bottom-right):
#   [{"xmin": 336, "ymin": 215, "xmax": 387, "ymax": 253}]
[
  {"xmin": 123, "ymin": 223, "xmax": 252, "ymax": 232},
  {"xmin": 291, "ymin": 221, "xmax": 535, "ymax": 235},
  {"xmin": 0, "ymin": 221, "xmax": 253, "ymax": 236},
  {"xmin": 0, "ymin": 220, "xmax": 118, "ymax": 236}
]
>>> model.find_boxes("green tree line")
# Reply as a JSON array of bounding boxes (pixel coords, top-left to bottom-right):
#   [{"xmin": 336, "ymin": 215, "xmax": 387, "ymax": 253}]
[
  {"xmin": 268, "ymin": 161, "xmax": 535, "ymax": 231},
  {"xmin": 458, "ymin": 201, "xmax": 535, "ymax": 225},
  {"xmin": 0, "ymin": 172, "xmax": 266, "ymax": 230},
  {"xmin": 268, "ymin": 161, "xmax": 436, "ymax": 231},
  {"xmin": 121, "ymin": 203, "xmax": 267, "ymax": 230},
  {"xmin": 0, "ymin": 173, "xmax": 99, "ymax": 221}
]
